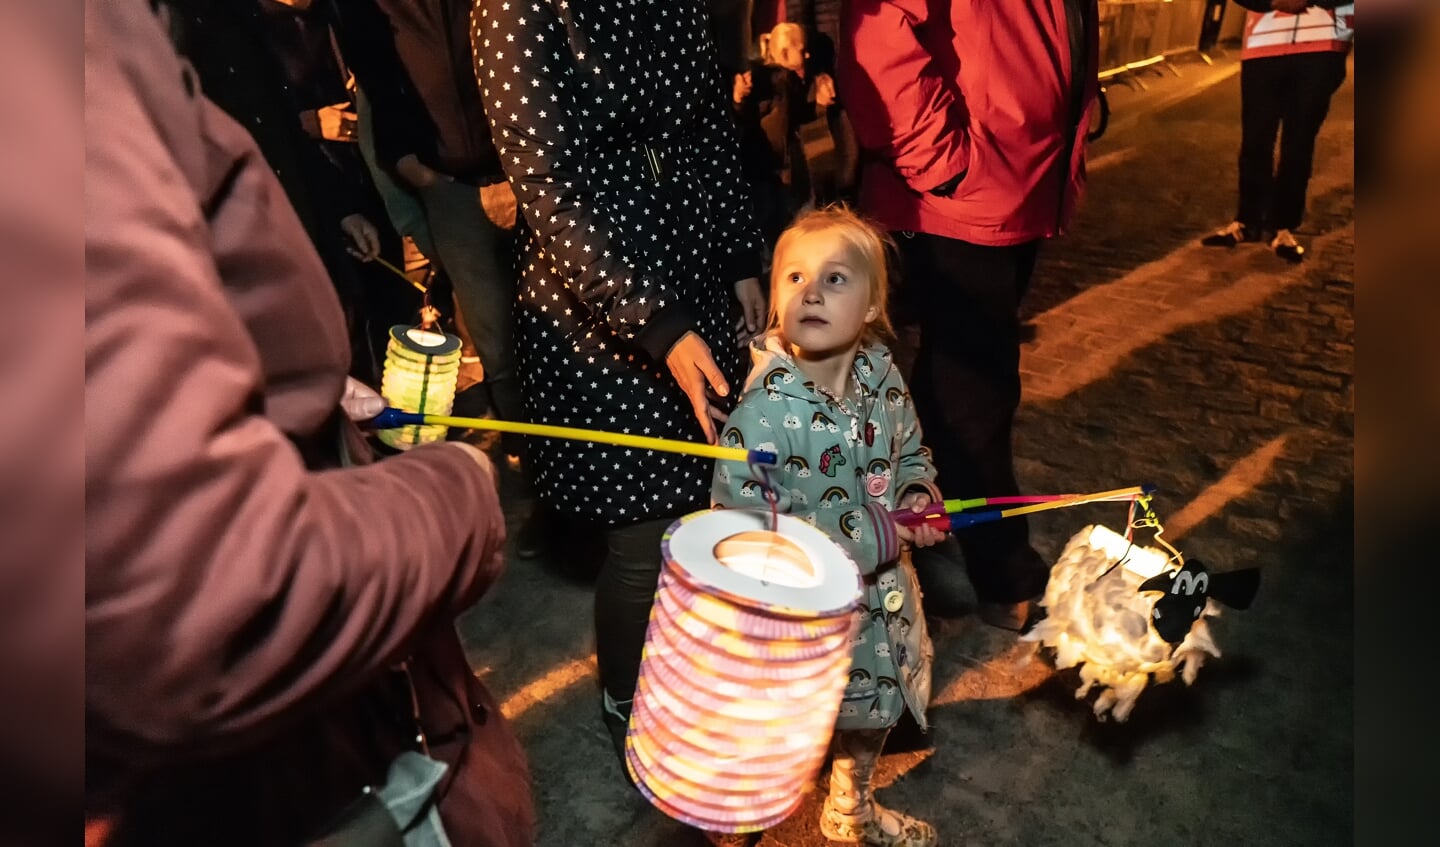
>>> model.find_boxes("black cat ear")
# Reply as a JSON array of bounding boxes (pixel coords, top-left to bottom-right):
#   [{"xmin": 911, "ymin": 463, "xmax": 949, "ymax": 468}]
[
  {"xmin": 1137, "ymin": 570, "xmax": 1175, "ymax": 595},
  {"xmin": 1208, "ymin": 568, "xmax": 1261, "ymax": 610}
]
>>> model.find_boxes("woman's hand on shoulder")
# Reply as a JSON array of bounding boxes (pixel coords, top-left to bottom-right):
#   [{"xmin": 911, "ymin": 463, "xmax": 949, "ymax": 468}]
[
  {"xmin": 733, "ymin": 277, "xmax": 765, "ymax": 347},
  {"xmin": 666, "ymin": 331, "xmax": 731, "ymax": 444}
]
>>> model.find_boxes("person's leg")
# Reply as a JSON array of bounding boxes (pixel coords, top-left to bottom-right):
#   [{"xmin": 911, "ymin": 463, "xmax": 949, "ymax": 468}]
[
  {"xmin": 417, "ymin": 178, "xmax": 522, "ymax": 426},
  {"xmin": 1270, "ymin": 51, "xmax": 1348, "ymax": 233},
  {"xmin": 1236, "ymin": 57, "xmax": 1286, "ymax": 233},
  {"xmin": 821, "ymin": 728, "xmax": 936, "ymax": 846},
  {"xmin": 593, "ymin": 514, "xmax": 681, "ymax": 762},
  {"xmin": 899, "ymin": 233, "xmax": 1048, "ymax": 613}
]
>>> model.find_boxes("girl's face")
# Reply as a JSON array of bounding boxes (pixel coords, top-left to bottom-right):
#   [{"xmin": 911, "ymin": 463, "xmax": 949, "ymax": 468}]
[{"xmin": 772, "ymin": 229, "xmax": 878, "ymax": 359}]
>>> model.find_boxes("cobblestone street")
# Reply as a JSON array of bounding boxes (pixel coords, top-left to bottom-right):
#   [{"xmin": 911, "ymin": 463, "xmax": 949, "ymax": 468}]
[{"xmin": 458, "ymin": 52, "xmax": 1354, "ymax": 847}]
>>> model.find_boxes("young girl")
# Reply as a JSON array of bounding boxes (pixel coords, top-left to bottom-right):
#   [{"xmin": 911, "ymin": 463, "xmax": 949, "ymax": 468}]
[{"xmin": 711, "ymin": 207, "xmax": 945, "ymax": 847}]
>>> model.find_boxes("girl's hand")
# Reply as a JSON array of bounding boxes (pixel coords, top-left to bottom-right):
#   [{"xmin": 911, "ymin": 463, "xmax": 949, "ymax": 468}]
[
  {"xmin": 734, "ymin": 276, "xmax": 766, "ymax": 346},
  {"xmin": 894, "ymin": 491, "xmax": 946, "ymax": 549}
]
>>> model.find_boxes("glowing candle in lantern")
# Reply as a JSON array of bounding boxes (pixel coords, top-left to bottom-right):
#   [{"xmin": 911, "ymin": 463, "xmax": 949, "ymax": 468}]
[
  {"xmin": 626, "ymin": 509, "xmax": 863, "ymax": 834},
  {"xmin": 378, "ymin": 325, "xmax": 462, "ymax": 451}
]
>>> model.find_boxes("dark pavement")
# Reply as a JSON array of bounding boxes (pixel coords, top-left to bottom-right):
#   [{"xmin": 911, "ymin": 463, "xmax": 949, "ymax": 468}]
[{"xmin": 457, "ymin": 51, "xmax": 1354, "ymax": 846}]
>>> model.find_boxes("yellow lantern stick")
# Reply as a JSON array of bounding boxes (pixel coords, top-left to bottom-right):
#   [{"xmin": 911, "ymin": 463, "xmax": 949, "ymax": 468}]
[
  {"xmin": 893, "ymin": 485, "xmax": 1156, "ymax": 528},
  {"xmin": 374, "ymin": 256, "xmax": 429, "ymax": 294},
  {"xmin": 370, "ymin": 408, "xmax": 779, "ymax": 465},
  {"xmin": 939, "ymin": 486, "xmax": 1155, "ymax": 530}
]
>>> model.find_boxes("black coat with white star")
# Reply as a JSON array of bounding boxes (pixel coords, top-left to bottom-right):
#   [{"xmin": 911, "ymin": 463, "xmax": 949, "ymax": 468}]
[{"xmin": 473, "ymin": 0, "xmax": 761, "ymax": 525}]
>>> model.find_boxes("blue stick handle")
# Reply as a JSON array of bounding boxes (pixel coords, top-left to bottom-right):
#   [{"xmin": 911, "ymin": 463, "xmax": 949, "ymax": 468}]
[{"xmin": 948, "ymin": 511, "xmax": 1003, "ymax": 530}]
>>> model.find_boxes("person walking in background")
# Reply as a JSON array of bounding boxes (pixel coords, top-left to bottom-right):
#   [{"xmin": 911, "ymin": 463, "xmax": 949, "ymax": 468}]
[
  {"xmin": 164, "ymin": 0, "xmax": 411, "ymax": 385},
  {"xmin": 732, "ymin": 21, "xmax": 837, "ymax": 251},
  {"xmin": 85, "ymin": 2, "xmax": 533, "ymax": 844},
  {"xmin": 838, "ymin": 0, "xmax": 1099, "ymax": 632},
  {"xmin": 472, "ymin": 0, "xmax": 766, "ymax": 780},
  {"xmin": 333, "ymin": 0, "xmax": 524, "ymax": 433},
  {"xmin": 1201, "ymin": 1, "xmax": 1354, "ymax": 262}
]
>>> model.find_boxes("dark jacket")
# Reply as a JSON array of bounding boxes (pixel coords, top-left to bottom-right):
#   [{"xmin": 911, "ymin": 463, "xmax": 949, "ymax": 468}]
[
  {"xmin": 734, "ymin": 61, "xmax": 818, "ymax": 246},
  {"xmin": 474, "ymin": 0, "xmax": 762, "ymax": 524},
  {"xmin": 167, "ymin": 0, "xmax": 365, "ymax": 264},
  {"xmin": 336, "ymin": 0, "xmax": 502, "ymax": 183},
  {"xmin": 736, "ymin": 62, "xmax": 817, "ymax": 191},
  {"xmin": 85, "ymin": 3, "xmax": 533, "ymax": 844},
  {"xmin": 165, "ymin": 0, "xmax": 411, "ymax": 384}
]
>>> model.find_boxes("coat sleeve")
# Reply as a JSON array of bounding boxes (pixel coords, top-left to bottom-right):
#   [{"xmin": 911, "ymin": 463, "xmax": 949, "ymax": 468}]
[
  {"xmin": 2, "ymin": 1, "xmax": 84, "ymax": 818},
  {"xmin": 689, "ymin": 20, "xmax": 763, "ymax": 285},
  {"xmin": 85, "ymin": 14, "xmax": 507, "ymax": 756},
  {"xmin": 837, "ymin": 0, "xmax": 970, "ymax": 193},
  {"xmin": 711, "ymin": 394, "xmax": 899, "ymax": 575},
  {"xmin": 471, "ymin": 0, "xmax": 695, "ymax": 361}
]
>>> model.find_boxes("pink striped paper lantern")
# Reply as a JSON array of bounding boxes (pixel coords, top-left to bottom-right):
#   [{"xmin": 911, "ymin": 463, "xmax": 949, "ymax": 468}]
[{"xmin": 626, "ymin": 509, "xmax": 862, "ymax": 834}]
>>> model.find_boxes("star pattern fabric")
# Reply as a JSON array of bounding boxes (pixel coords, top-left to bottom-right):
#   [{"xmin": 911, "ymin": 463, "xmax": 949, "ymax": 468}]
[{"xmin": 473, "ymin": 0, "xmax": 761, "ymax": 524}]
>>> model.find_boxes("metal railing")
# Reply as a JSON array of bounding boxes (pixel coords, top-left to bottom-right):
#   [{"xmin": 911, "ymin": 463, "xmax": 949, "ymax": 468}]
[{"xmin": 1097, "ymin": 0, "xmax": 1214, "ymax": 82}]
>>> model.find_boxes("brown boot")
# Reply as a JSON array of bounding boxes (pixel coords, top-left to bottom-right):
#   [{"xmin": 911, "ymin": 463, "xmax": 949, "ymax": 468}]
[{"xmin": 820, "ymin": 730, "xmax": 937, "ymax": 846}]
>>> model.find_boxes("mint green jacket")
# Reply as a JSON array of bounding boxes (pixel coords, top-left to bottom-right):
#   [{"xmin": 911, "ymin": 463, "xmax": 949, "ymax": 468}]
[{"xmin": 711, "ymin": 335, "xmax": 937, "ymax": 731}]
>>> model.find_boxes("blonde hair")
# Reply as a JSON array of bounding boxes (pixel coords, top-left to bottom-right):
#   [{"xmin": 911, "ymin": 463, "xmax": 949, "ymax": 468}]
[
  {"xmin": 759, "ymin": 22, "xmax": 805, "ymax": 67},
  {"xmin": 767, "ymin": 205, "xmax": 896, "ymax": 346}
]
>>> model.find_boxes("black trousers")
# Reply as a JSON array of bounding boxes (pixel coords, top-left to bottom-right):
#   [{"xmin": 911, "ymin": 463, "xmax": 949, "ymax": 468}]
[
  {"xmin": 1238, "ymin": 51, "xmax": 1348, "ymax": 232},
  {"xmin": 893, "ymin": 232, "xmax": 1050, "ymax": 605},
  {"xmin": 580, "ymin": 513, "xmax": 694, "ymax": 706}
]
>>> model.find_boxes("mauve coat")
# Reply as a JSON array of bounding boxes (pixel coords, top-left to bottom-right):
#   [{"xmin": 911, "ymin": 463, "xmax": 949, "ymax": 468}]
[{"xmin": 84, "ymin": 2, "xmax": 533, "ymax": 844}]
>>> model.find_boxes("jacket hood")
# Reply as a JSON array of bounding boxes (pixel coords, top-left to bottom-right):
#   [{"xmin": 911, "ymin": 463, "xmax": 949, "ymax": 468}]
[{"xmin": 742, "ymin": 333, "xmax": 895, "ymax": 404}]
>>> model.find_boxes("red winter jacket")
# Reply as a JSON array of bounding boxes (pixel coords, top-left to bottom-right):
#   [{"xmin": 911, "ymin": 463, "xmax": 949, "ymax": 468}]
[{"xmin": 838, "ymin": 0, "xmax": 1099, "ymax": 246}]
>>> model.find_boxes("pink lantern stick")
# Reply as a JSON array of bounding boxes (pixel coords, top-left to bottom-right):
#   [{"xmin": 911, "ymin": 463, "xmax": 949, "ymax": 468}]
[{"xmin": 891, "ymin": 486, "xmax": 1155, "ymax": 528}]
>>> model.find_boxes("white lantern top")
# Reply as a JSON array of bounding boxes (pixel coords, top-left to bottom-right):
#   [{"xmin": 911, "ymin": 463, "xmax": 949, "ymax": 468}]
[{"xmin": 663, "ymin": 510, "xmax": 863, "ymax": 620}]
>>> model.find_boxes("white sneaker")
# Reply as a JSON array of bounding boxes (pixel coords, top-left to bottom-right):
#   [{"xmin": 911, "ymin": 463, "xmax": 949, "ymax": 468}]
[
  {"xmin": 1271, "ymin": 228, "xmax": 1305, "ymax": 262},
  {"xmin": 1201, "ymin": 221, "xmax": 1252, "ymax": 248}
]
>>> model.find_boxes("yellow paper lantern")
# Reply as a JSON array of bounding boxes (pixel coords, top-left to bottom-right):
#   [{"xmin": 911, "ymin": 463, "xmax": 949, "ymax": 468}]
[
  {"xmin": 626, "ymin": 509, "xmax": 863, "ymax": 834},
  {"xmin": 377, "ymin": 325, "xmax": 462, "ymax": 451}
]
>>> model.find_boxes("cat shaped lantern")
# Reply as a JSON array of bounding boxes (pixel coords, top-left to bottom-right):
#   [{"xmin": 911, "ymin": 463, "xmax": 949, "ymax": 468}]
[{"xmin": 1023, "ymin": 525, "xmax": 1260, "ymax": 722}]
